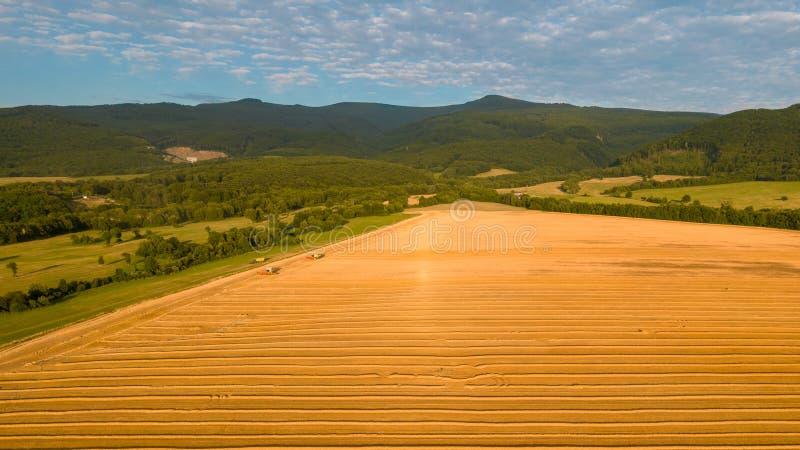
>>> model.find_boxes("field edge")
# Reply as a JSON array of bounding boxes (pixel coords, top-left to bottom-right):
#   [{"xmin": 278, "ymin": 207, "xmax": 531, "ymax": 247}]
[{"xmin": 0, "ymin": 213, "xmax": 421, "ymax": 355}]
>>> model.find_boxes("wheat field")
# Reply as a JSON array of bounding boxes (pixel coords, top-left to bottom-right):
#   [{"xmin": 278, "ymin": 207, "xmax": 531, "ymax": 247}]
[{"xmin": 1, "ymin": 204, "xmax": 799, "ymax": 448}]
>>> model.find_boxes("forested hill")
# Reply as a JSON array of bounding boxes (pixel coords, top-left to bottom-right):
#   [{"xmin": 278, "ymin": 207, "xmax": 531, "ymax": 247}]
[
  {"xmin": 0, "ymin": 95, "xmax": 715, "ymax": 176},
  {"xmin": 0, "ymin": 108, "xmax": 168, "ymax": 176},
  {"xmin": 0, "ymin": 95, "xmax": 553, "ymax": 173},
  {"xmin": 378, "ymin": 106, "xmax": 715, "ymax": 175},
  {"xmin": 56, "ymin": 95, "xmax": 543, "ymax": 154},
  {"xmin": 615, "ymin": 104, "xmax": 800, "ymax": 180},
  {"xmin": 63, "ymin": 95, "xmax": 537, "ymax": 134}
]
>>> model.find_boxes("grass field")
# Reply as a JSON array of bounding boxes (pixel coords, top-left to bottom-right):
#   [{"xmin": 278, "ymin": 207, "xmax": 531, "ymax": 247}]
[
  {"xmin": 634, "ymin": 181, "xmax": 800, "ymax": 209},
  {"xmin": 493, "ymin": 176, "xmax": 800, "ymax": 210},
  {"xmin": 0, "ymin": 213, "xmax": 413, "ymax": 347},
  {"xmin": 568, "ymin": 195, "xmax": 652, "ymax": 205},
  {"xmin": 497, "ymin": 177, "xmax": 653, "ymax": 206},
  {"xmin": 579, "ymin": 176, "xmax": 644, "ymax": 195},
  {"xmin": 0, "ymin": 217, "xmax": 254, "ymax": 293},
  {"xmin": 0, "ymin": 205, "xmax": 799, "ymax": 447},
  {"xmin": 0, "ymin": 174, "xmax": 145, "ymax": 186}
]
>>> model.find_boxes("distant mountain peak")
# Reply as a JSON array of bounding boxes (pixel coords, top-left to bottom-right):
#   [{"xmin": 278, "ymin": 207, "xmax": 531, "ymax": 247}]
[
  {"xmin": 233, "ymin": 98, "xmax": 263, "ymax": 104},
  {"xmin": 471, "ymin": 94, "xmax": 523, "ymax": 103},
  {"xmin": 476, "ymin": 94, "xmax": 514, "ymax": 101},
  {"xmin": 464, "ymin": 94, "xmax": 540, "ymax": 110}
]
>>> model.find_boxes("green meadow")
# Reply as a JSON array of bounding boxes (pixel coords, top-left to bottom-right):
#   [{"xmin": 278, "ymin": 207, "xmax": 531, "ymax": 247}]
[
  {"xmin": 633, "ymin": 181, "xmax": 800, "ymax": 209},
  {"xmin": 0, "ymin": 217, "xmax": 253, "ymax": 293},
  {"xmin": 0, "ymin": 174, "xmax": 145, "ymax": 186}
]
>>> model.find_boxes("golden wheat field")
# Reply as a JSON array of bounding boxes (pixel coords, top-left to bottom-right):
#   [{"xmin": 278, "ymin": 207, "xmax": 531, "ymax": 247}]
[{"xmin": 1, "ymin": 203, "xmax": 800, "ymax": 448}]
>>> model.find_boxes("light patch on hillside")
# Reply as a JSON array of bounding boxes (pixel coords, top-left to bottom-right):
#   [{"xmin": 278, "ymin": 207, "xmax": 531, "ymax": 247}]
[
  {"xmin": 499, "ymin": 175, "xmax": 700, "ymax": 198},
  {"xmin": 407, "ymin": 194, "xmax": 437, "ymax": 206},
  {"xmin": 164, "ymin": 147, "xmax": 228, "ymax": 164},
  {"xmin": 0, "ymin": 174, "xmax": 146, "ymax": 186},
  {"xmin": 497, "ymin": 181, "xmax": 565, "ymax": 197},
  {"xmin": 578, "ymin": 176, "xmax": 646, "ymax": 196},
  {"xmin": 472, "ymin": 168, "xmax": 517, "ymax": 178},
  {"xmin": 0, "ymin": 177, "xmax": 73, "ymax": 186},
  {"xmin": 75, "ymin": 195, "xmax": 114, "ymax": 208}
]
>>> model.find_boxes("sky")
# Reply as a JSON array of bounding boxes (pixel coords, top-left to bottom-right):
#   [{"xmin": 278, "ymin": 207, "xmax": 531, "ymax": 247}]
[{"xmin": 0, "ymin": 1, "xmax": 799, "ymax": 113}]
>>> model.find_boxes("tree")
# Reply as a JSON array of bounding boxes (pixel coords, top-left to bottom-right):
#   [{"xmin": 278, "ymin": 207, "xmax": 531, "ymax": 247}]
[
  {"xmin": 122, "ymin": 252, "xmax": 132, "ymax": 264},
  {"xmin": 560, "ymin": 176, "xmax": 581, "ymax": 194},
  {"xmin": 6, "ymin": 261, "xmax": 18, "ymax": 277},
  {"xmin": 681, "ymin": 194, "xmax": 692, "ymax": 203},
  {"xmin": 97, "ymin": 255, "xmax": 105, "ymax": 265},
  {"xmin": 625, "ymin": 191, "xmax": 633, "ymax": 198},
  {"xmin": 143, "ymin": 256, "xmax": 159, "ymax": 275}
]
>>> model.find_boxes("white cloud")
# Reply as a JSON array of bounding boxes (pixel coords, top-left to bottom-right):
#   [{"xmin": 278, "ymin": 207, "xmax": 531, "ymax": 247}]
[
  {"xmin": 266, "ymin": 66, "xmax": 318, "ymax": 91},
  {"xmin": 2, "ymin": 1, "xmax": 799, "ymax": 111},
  {"xmin": 227, "ymin": 66, "xmax": 254, "ymax": 83},
  {"xmin": 176, "ymin": 67, "xmax": 196, "ymax": 78},
  {"xmin": 206, "ymin": 49, "xmax": 242, "ymax": 59},
  {"xmin": 227, "ymin": 67, "xmax": 250, "ymax": 76},
  {"xmin": 149, "ymin": 34, "xmax": 190, "ymax": 45},
  {"xmin": 54, "ymin": 33, "xmax": 83, "ymax": 44},
  {"xmin": 121, "ymin": 47, "xmax": 159, "ymax": 62},
  {"xmin": 67, "ymin": 11, "xmax": 128, "ymax": 25},
  {"xmin": 87, "ymin": 31, "xmax": 131, "ymax": 41},
  {"xmin": 520, "ymin": 32, "xmax": 551, "ymax": 45},
  {"xmin": 54, "ymin": 43, "xmax": 107, "ymax": 55},
  {"xmin": 588, "ymin": 30, "xmax": 610, "ymax": 39}
]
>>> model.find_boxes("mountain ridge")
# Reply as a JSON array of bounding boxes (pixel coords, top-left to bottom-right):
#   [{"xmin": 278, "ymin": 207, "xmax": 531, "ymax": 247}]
[
  {"xmin": 0, "ymin": 95, "xmax": 718, "ymax": 176},
  {"xmin": 615, "ymin": 104, "xmax": 800, "ymax": 180}
]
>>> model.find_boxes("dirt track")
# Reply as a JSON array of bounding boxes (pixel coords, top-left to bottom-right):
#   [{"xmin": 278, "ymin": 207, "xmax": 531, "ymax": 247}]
[{"xmin": 2, "ymin": 204, "xmax": 800, "ymax": 448}]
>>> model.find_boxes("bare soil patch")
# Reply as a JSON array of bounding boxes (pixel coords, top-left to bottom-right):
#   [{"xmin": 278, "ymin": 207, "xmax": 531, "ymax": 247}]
[
  {"xmin": 472, "ymin": 168, "xmax": 517, "ymax": 178},
  {"xmin": 407, "ymin": 194, "xmax": 437, "ymax": 206},
  {"xmin": 74, "ymin": 195, "xmax": 114, "ymax": 208},
  {"xmin": 164, "ymin": 146, "xmax": 228, "ymax": 163},
  {"xmin": 497, "ymin": 180, "xmax": 565, "ymax": 196}
]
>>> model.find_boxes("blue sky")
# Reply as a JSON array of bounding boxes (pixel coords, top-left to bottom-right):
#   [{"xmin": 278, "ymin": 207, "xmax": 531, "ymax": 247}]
[{"xmin": 0, "ymin": 0, "xmax": 798, "ymax": 112}]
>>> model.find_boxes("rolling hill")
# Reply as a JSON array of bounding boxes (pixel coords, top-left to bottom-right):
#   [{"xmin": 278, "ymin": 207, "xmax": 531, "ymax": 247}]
[
  {"xmin": 0, "ymin": 108, "xmax": 168, "ymax": 176},
  {"xmin": 615, "ymin": 104, "xmax": 800, "ymax": 179},
  {"xmin": 0, "ymin": 95, "xmax": 715, "ymax": 176},
  {"xmin": 378, "ymin": 105, "xmax": 717, "ymax": 174}
]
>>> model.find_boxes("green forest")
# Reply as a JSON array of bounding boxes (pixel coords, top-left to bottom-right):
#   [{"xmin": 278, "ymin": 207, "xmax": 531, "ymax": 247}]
[
  {"xmin": 0, "ymin": 95, "xmax": 714, "ymax": 177},
  {"xmin": 615, "ymin": 104, "xmax": 800, "ymax": 179},
  {"xmin": 4, "ymin": 96, "xmax": 799, "ymax": 182},
  {"xmin": 0, "ymin": 108, "xmax": 168, "ymax": 176}
]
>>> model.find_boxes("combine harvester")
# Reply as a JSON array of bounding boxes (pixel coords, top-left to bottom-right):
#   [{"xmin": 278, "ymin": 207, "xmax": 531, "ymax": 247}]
[
  {"xmin": 257, "ymin": 266, "xmax": 280, "ymax": 276},
  {"xmin": 306, "ymin": 252, "xmax": 325, "ymax": 260}
]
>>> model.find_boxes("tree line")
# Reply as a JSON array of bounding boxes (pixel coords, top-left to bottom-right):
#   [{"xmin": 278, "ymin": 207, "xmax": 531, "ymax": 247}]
[
  {"xmin": 501, "ymin": 195, "xmax": 800, "ymax": 231},
  {"xmin": 0, "ymin": 156, "xmax": 432, "ymax": 245}
]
